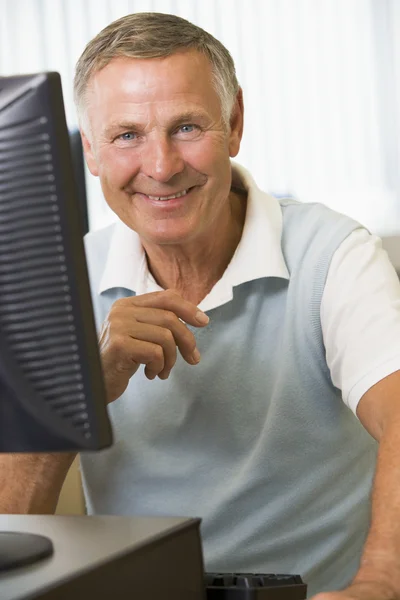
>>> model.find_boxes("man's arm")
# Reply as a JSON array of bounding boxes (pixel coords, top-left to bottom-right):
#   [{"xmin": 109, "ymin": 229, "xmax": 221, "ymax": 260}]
[
  {"xmin": 0, "ymin": 452, "xmax": 76, "ymax": 514},
  {"xmin": 313, "ymin": 369, "xmax": 400, "ymax": 600}
]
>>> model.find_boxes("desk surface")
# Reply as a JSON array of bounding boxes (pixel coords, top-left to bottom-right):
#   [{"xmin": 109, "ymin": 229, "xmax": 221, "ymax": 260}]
[{"xmin": 0, "ymin": 515, "xmax": 203, "ymax": 600}]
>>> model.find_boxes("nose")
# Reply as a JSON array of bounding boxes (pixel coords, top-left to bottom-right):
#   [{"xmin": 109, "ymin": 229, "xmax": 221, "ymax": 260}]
[{"xmin": 140, "ymin": 134, "xmax": 185, "ymax": 183}]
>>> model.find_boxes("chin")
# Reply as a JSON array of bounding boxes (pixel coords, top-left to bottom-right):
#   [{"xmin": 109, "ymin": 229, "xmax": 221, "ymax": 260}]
[{"xmin": 142, "ymin": 226, "xmax": 197, "ymax": 246}]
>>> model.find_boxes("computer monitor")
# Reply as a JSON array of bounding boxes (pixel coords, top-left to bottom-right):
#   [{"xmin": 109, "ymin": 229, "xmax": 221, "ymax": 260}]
[
  {"xmin": 0, "ymin": 71, "xmax": 112, "ymax": 453},
  {"xmin": 0, "ymin": 71, "xmax": 113, "ymax": 569}
]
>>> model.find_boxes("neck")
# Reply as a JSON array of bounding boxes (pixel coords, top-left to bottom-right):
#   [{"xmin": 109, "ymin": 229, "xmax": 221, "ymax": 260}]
[{"xmin": 142, "ymin": 188, "xmax": 247, "ymax": 305}]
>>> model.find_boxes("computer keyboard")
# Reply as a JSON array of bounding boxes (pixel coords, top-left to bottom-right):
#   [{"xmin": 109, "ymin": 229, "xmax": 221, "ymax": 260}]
[{"xmin": 205, "ymin": 572, "xmax": 307, "ymax": 599}]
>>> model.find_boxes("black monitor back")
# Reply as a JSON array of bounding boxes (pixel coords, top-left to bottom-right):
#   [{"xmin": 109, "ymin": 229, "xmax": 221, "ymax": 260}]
[{"xmin": 0, "ymin": 72, "xmax": 112, "ymax": 452}]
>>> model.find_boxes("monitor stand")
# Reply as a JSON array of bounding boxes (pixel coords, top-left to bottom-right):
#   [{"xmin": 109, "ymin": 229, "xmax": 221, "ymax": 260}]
[
  {"xmin": 0, "ymin": 532, "xmax": 53, "ymax": 572},
  {"xmin": 0, "ymin": 515, "xmax": 205, "ymax": 600}
]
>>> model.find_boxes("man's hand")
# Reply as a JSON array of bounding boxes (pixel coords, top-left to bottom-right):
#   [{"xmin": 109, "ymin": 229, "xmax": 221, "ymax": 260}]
[
  {"xmin": 98, "ymin": 289, "xmax": 209, "ymax": 403},
  {"xmin": 312, "ymin": 581, "xmax": 398, "ymax": 600}
]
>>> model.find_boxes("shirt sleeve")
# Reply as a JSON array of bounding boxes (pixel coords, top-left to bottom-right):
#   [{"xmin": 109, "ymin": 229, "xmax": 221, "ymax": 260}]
[{"xmin": 321, "ymin": 228, "xmax": 400, "ymax": 415}]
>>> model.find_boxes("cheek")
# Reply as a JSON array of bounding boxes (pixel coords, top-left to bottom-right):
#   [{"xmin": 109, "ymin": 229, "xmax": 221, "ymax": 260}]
[
  {"xmin": 179, "ymin": 135, "xmax": 229, "ymax": 171},
  {"xmin": 98, "ymin": 148, "xmax": 140, "ymax": 187}
]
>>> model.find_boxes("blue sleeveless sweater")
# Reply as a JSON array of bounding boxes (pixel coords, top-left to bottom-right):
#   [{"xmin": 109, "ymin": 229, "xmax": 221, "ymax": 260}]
[{"xmin": 81, "ymin": 199, "xmax": 377, "ymax": 597}]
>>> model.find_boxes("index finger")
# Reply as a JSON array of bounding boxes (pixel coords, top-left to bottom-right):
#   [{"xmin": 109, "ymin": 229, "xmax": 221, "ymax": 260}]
[{"xmin": 130, "ymin": 289, "xmax": 210, "ymax": 327}]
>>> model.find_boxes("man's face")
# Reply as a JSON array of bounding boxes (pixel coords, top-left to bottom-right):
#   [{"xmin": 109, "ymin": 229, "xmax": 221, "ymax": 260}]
[{"xmin": 81, "ymin": 51, "xmax": 243, "ymax": 246}]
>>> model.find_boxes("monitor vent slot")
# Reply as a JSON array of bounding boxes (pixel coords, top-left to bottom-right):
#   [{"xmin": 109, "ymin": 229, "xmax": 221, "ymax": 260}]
[{"xmin": 0, "ymin": 123, "xmax": 91, "ymax": 438}]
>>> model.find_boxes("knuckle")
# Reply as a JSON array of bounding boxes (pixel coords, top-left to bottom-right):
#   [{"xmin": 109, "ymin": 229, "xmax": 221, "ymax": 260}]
[
  {"xmin": 108, "ymin": 304, "xmax": 124, "ymax": 322},
  {"xmin": 111, "ymin": 297, "xmax": 128, "ymax": 311},
  {"xmin": 103, "ymin": 318, "xmax": 124, "ymax": 339},
  {"xmin": 114, "ymin": 358, "xmax": 130, "ymax": 374},
  {"xmin": 108, "ymin": 333, "xmax": 126, "ymax": 355},
  {"xmin": 161, "ymin": 328, "xmax": 175, "ymax": 345},
  {"xmin": 162, "ymin": 309, "xmax": 178, "ymax": 326},
  {"xmin": 150, "ymin": 345, "xmax": 164, "ymax": 363},
  {"xmin": 110, "ymin": 297, "xmax": 138, "ymax": 320}
]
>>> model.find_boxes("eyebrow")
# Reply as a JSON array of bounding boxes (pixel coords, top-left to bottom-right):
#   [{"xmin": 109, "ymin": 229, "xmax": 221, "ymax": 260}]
[
  {"xmin": 104, "ymin": 110, "xmax": 210, "ymax": 138},
  {"xmin": 169, "ymin": 111, "xmax": 209, "ymax": 126}
]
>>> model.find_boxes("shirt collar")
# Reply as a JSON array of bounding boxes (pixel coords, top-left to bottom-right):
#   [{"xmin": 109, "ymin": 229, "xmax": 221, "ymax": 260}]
[{"xmin": 98, "ymin": 162, "xmax": 290, "ymax": 310}]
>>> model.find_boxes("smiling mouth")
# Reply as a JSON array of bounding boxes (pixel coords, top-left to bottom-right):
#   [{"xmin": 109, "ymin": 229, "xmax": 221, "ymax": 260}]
[{"xmin": 141, "ymin": 187, "xmax": 193, "ymax": 201}]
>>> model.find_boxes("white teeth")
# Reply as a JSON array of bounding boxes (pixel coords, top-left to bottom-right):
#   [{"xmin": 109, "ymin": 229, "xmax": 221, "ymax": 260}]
[{"xmin": 147, "ymin": 189, "xmax": 188, "ymax": 201}]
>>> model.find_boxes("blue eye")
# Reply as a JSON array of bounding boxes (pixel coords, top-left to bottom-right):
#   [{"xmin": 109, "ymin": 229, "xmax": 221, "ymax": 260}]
[
  {"xmin": 179, "ymin": 124, "xmax": 195, "ymax": 133},
  {"xmin": 119, "ymin": 132, "xmax": 136, "ymax": 140}
]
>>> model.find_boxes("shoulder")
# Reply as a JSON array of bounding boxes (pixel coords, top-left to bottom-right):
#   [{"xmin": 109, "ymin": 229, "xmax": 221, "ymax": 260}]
[
  {"xmin": 279, "ymin": 198, "xmax": 363, "ymax": 272},
  {"xmin": 322, "ymin": 228, "xmax": 400, "ymax": 412},
  {"xmin": 279, "ymin": 197, "xmax": 361, "ymax": 236}
]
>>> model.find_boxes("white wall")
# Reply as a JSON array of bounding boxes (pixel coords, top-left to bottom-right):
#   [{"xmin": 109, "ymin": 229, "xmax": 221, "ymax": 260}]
[{"xmin": 1, "ymin": 0, "xmax": 399, "ymax": 235}]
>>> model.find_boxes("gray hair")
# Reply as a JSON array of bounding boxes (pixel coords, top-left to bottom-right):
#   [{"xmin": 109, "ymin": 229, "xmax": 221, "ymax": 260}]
[{"xmin": 73, "ymin": 12, "xmax": 240, "ymax": 130}]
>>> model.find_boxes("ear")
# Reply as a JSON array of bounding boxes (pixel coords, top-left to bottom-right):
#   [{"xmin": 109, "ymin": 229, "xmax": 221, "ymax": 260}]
[
  {"xmin": 80, "ymin": 129, "xmax": 99, "ymax": 177},
  {"xmin": 228, "ymin": 88, "xmax": 244, "ymax": 158}
]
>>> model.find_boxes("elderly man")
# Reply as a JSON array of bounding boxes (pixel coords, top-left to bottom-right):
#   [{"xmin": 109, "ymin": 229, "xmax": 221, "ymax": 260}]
[{"xmin": 2, "ymin": 12, "xmax": 400, "ymax": 600}]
